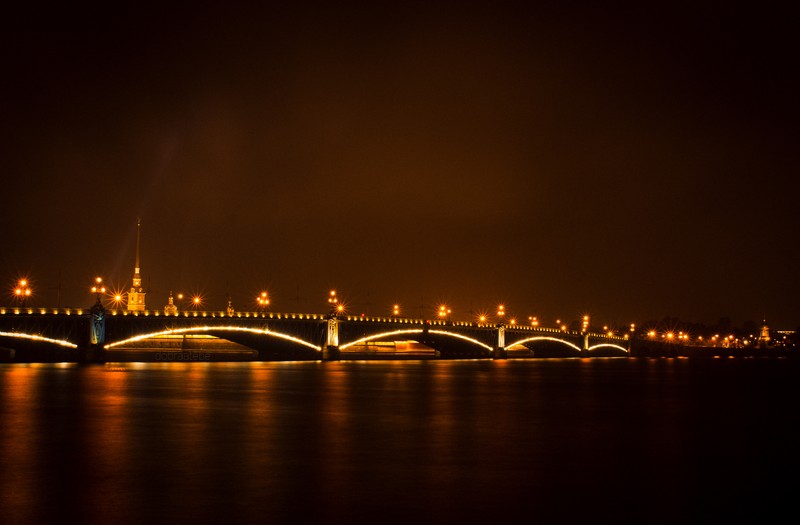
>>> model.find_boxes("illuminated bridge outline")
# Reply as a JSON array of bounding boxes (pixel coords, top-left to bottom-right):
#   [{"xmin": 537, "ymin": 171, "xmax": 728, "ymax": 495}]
[{"xmin": 0, "ymin": 308, "xmax": 630, "ymax": 360}]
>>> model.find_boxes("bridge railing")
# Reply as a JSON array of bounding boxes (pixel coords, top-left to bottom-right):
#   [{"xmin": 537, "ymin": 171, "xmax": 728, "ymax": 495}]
[
  {"xmin": 0, "ymin": 308, "xmax": 334, "ymax": 322},
  {"xmin": 110, "ymin": 310, "xmax": 328, "ymax": 320},
  {"xmin": 1, "ymin": 307, "xmax": 87, "ymax": 316}
]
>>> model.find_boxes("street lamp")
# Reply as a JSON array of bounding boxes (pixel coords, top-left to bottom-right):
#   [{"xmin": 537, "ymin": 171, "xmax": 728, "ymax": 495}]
[
  {"xmin": 111, "ymin": 292, "xmax": 125, "ymax": 309},
  {"xmin": 328, "ymin": 290, "xmax": 338, "ymax": 312},
  {"xmin": 438, "ymin": 304, "xmax": 451, "ymax": 320},
  {"xmin": 91, "ymin": 277, "xmax": 106, "ymax": 304},
  {"xmin": 191, "ymin": 295, "xmax": 202, "ymax": 310},
  {"xmin": 257, "ymin": 291, "xmax": 270, "ymax": 310},
  {"xmin": 328, "ymin": 290, "xmax": 345, "ymax": 316},
  {"xmin": 14, "ymin": 279, "xmax": 32, "ymax": 306},
  {"xmin": 392, "ymin": 304, "xmax": 400, "ymax": 317}
]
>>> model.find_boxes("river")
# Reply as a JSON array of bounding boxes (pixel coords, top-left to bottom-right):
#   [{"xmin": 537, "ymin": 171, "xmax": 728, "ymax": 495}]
[{"xmin": 1, "ymin": 357, "xmax": 798, "ymax": 524}]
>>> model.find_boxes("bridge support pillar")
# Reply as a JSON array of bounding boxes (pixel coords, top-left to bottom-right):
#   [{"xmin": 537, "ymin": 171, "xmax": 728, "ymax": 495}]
[
  {"xmin": 494, "ymin": 324, "xmax": 507, "ymax": 359},
  {"xmin": 582, "ymin": 333, "xmax": 589, "ymax": 357},
  {"xmin": 323, "ymin": 345, "xmax": 340, "ymax": 361},
  {"xmin": 77, "ymin": 344, "xmax": 106, "ymax": 364},
  {"xmin": 78, "ymin": 301, "xmax": 107, "ymax": 363},
  {"xmin": 323, "ymin": 316, "xmax": 340, "ymax": 361}
]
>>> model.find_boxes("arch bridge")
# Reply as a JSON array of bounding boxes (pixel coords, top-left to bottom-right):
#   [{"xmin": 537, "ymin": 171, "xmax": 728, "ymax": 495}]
[{"xmin": 0, "ymin": 307, "xmax": 630, "ymax": 362}]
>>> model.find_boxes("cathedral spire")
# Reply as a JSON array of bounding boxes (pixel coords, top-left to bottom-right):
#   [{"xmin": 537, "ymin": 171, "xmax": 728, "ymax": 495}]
[
  {"xmin": 135, "ymin": 217, "xmax": 141, "ymax": 275},
  {"xmin": 127, "ymin": 218, "xmax": 146, "ymax": 311}
]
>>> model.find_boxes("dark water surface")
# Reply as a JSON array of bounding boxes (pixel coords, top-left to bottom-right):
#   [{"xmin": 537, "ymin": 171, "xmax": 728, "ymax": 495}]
[{"xmin": 1, "ymin": 358, "xmax": 798, "ymax": 524}]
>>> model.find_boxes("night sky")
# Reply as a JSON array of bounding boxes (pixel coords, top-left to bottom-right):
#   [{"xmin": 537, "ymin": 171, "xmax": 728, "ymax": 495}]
[{"xmin": 2, "ymin": 3, "xmax": 797, "ymax": 329}]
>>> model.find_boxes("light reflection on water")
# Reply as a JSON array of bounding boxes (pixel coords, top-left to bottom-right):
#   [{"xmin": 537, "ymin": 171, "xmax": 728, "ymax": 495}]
[{"xmin": 1, "ymin": 358, "xmax": 798, "ymax": 524}]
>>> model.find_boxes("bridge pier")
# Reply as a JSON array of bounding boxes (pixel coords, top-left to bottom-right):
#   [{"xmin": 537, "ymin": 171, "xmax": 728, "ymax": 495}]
[
  {"xmin": 322, "ymin": 345, "xmax": 340, "ymax": 361},
  {"xmin": 494, "ymin": 324, "xmax": 506, "ymax": 359},
  {"xmin": 323, "ymin": 315, "xmax": 340, "ymax": 361},
  {"xmin": 77, "ymin": 344, "xmax": 106, "ymax": 364},
  {"xmin": 78, "ymin": 301, "xmax": 107, "ymax": 363},
  {"xmin": 581, "ymin": 333, "xmax": 589, "ymax": 357}
]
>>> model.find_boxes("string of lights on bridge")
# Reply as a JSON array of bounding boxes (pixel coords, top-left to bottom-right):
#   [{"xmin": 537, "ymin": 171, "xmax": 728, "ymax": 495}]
[
  {"xmin": 13, "ymin": 276, "xmax": 763, "ymax": 346},
  {"xmin": 7, "ymin": 277, "xmax": 637, "ymax": 336}
]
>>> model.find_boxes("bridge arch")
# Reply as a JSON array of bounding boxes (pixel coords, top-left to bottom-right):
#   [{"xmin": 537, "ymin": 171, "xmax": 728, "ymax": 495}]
[
  {"xmin": 587, "ymin": 343, "xmax": 629, "ymax": 354},
  {"xmin": 340, "ymin": 329, "xmax": 424, "ymax": 349},
  {"xmin": 507, "ymin": 336, "xmax": 583, "ymax": 353},
  {"xmin": 0, "ymin": 330, "xmax": 78, "ymax": 349},
  {"xmin": 428, "ymin": 329, "xmax": 494, "ymax": 352},
  {"xmin": 104, "ymin": 326, "xmax": 321, "ymax": 352},
  {"xmin": 339, "ymin": 328, "xmax": 493, "ymax": 352}
]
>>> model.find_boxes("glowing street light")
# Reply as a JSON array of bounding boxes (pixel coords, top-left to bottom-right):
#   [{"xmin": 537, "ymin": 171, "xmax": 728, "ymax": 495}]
[
  {"xmin": 111, "ymin": 292, "xmax": 125, "ymax": 309},
  {"xmin": 496, "ymin": 304, "xmax": 505, "ymax": 325},
  {"xmin": 90, "ymin": 277, "xmax": 106, "ymax": 303},
  {"xmin": 104, "ymin": 283, "xmax": 126, "ymax": 310},
  {"xmin": 257, "ymin": 291, "xmax": 270, "ymax": 310},
  {"xmin": 529, "ymin": 316, "xmax": 539, "ymax": 327},
  {"xmin": 191, "ymin": 295, "xmax": 203, "ymax": 310},
  {"xmin": 328, "ymin": 290, "xmax": 339, "ymax": 312},
  {"xmin": 14, "ymin": 279, "xmax": 32, "ymax": 306},
  {"xmin": 327, "ymin": 290, "xmax": 346, "ymax": 316},
  {"xmin": 392, "ymin": 304, "xmax": 400, "ymax": 317},
  {"xmin": 438, "ymin": 304, "xmax": 451, "ymax": 320}
]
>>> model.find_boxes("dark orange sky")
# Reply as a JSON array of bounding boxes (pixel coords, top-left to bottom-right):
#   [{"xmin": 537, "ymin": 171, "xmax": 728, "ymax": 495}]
[{"xmin": 1, "ymin": 2, "xmax": 797, "ymax": 329}]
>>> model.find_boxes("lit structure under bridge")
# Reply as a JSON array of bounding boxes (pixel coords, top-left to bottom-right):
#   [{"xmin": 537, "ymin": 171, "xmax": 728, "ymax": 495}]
[{"xmin": 0, "ymin": 307, "xmax": 630, "ymax": 363}]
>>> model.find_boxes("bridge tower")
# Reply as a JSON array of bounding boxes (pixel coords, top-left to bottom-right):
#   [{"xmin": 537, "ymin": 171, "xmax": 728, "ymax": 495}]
[
  {"xmin": 323, "ymin": 291, "xmax": 342, "ymax": 360},
  {"xmin": 79, "ymin": 297, "xmax": 107, "ymax": 363},
  {"xmin": 494, "ymin": 324, "xmax": 506, "ymax": 359},
  {"xmin": 127, "ymin": 218, "xmax": 146, "ymax": 311},
  {"xmin": 323, "ymin": 314, "xmax": 340, "ymax": 360}
]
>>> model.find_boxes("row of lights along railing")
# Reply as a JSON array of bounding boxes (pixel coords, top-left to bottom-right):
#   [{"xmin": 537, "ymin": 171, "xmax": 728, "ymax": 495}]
[{"xmin": 8, "ymin": 279, "xmax": 632, "ymax": 334}]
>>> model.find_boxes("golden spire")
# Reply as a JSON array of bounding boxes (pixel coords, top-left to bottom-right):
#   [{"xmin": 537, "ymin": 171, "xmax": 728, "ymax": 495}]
[
  {"xmin": 134, "ymin": 217, "xmax": 141, "ymax": 278},
  {"xmin": 127, "ymin": 218, "xmax": 146, "ymax": 311}
]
